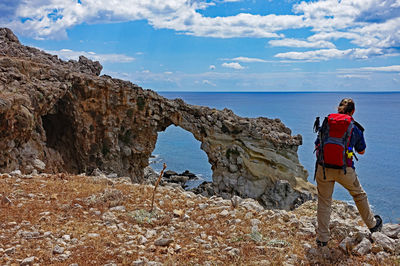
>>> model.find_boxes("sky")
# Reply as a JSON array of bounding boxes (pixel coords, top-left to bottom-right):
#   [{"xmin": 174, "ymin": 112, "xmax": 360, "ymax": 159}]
[{"xmin": 1, "ymin": 0, "xmax": 400, "ymax": 92}]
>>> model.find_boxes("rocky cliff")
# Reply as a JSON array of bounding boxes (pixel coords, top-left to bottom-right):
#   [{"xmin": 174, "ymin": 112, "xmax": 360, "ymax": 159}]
[{"xmin": 0, "ymin": 28, "xmax": 314, "ymax": 210}]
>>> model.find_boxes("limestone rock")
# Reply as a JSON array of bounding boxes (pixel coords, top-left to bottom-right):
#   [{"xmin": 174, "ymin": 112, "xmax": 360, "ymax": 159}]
[
  {"xmin": 354, "ymin": 238, "xmax": 372, "ymax": 256},
  {"xmin": 154, "ymin": 237, "xmax": 173, "ymax": 247},
  {"xmin": 20, "ymin": 256, "xmax": 35, "ymax": 266},
  {"xmin": 382, "ymin": 223, "xmax": 400, "ymax": 239},
  {"xmin": 143, "ymin": 166, "xmax": 159, "ymax": 185},
  {"xmin": 372, "ymin": 232, "xmax": 396, "ymax": 253},
  {"xmin": 0, "ymin": 27, "xmax": 315, "ymax": 210},
  {"xmin": 33, "ymin": 158, "xmax": 46, "ymax": 170},
  {"xmin": 339, "ymin": 237, "xmax": 356, "ymax": 253},
  {"xmin": 53, "ymin": 245, "xmax": 64, "ymax": 254}
]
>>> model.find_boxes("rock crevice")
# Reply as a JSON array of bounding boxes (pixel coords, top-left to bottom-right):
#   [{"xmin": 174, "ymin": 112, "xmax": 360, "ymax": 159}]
[{"xmin": 0, "ymin": 28, "xmax": 315, "ymax": 209}]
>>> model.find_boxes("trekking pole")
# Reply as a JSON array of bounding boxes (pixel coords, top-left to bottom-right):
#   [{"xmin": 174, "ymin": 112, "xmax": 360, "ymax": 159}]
[
  {"xmin": 313, "ymin": 117, "xmax": 320, "ymax": 133},
  {"xmin": 150, "ymin": 163, "xmax": 167, "ymax": 213}
]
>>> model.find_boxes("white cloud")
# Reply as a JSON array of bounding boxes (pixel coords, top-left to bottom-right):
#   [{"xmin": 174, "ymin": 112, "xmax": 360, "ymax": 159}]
[
  {"xmin": 225, "ymin": 56, "xmax": 268, "ymax": 63},
  {"xmin": 222, "ymin": 62, "xmax": 245, "ymax": 69},
  {"xmin": 164, "ymin": 71, "xmax": 173, "ymax": 74},
  {"xmin": 202, "ymin": 79, "xmax": 216, "ymax": 86},
  {"xmin": 4, "ymin": 1, "xmax": 304, "ymax": 39},
  {"xmin": 269, "ymin": 38, "xmax": 336, "ymax": 48},
  {"xmin": 338, "ymin": 74, "xmax": 370, "ymax": 79},
  {"xmin": 359, "ymin": 65, "xmax": 400, "ymax": 72},
  {"xmin": 46, "ymin": 48, "xmax": 135, "ymax": 63},
  {"xmin": 275, "ymin": 47, "xmax": 387, "ymax": 61},
  {"xmin": 2, "ymin": 0, "xmax": 400, "ymax": 61},
  {"xmin": 275, "ymin": 49, "xmax": 351, "ymax": 61},
  {"xmin": 209, "ymin": 65, "xmax": 216, "ymax": 70}
]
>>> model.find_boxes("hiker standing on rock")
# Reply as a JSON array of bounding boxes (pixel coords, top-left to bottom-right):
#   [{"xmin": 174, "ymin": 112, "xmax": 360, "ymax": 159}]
[{"xmin": 313, "ymin": 98, "xmax": 382, "ymax": 247}]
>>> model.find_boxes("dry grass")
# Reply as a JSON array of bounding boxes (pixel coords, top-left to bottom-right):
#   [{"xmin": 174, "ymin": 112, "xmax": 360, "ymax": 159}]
[{"xmin": 0, "ymin": 173, "xmax": 398, "ymax": 265}]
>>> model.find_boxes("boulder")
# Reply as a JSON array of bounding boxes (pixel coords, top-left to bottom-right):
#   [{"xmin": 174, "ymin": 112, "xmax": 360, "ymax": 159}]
[
  {"xmin": 372, "ymin": 232, "xmax": 396, "ymax": 253},
  {"xmin": 354, "ymin": 238, "xmax": 372, "ymax": 256},
  {"xmin": 179, "ymin": 170, "xmax": 197, "ymax": 179},
  {"xmin": 163, "ymin": 170, "xmax": 178, "ymax": 178},
  {"xmin": 382, "ymin": 223, "xmax": 400, "ymax": 239}
]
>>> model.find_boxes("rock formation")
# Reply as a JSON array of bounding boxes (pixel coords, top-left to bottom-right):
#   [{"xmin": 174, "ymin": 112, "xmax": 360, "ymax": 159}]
[{"xmin": 0, "ymin": 28, "xmax": 315, "ymax": 210}]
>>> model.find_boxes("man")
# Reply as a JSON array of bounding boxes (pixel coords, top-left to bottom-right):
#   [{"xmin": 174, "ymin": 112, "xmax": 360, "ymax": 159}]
[{"xmin": 315, "ymin": 98, "xmax": 382, "ymax": 247}]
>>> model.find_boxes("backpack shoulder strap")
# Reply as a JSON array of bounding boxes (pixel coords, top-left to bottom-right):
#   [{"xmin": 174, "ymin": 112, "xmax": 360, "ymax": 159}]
[{"xmin": 353, "ymin": 120, "xmax": 364, "ymax": 132}]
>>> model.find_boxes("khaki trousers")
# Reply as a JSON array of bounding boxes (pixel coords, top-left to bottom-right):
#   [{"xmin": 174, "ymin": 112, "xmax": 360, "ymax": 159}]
[{"xmin": 316, "ymin": 165, "xmax": 376, "ymax": 242}]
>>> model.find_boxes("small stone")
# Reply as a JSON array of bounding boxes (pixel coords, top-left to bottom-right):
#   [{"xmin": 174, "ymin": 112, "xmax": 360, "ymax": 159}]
[
  {"xmin": 109, "ymin": 206, "xmax": 126, "ymax": 212},
  {"xmin": 10, "ymin": 169, "xmax": 22, "ymax": 176},
  {"xmin": 219, "ymin": 209, "xmax": 229, "ymax": 216},
  {"xmin": 145, "ymin": 229, "xmax": 157, "ymax": 239},
  {"xmin": 20, "ymin": 256, "xmax": 35, "ymax": 266},
  {"xmin": 20, "ymin": 231, "xmax": 40, "ymax": 239},
  {"xmin": 173, "ymin": 209, "xmax": 184, "ymax": 217},
  {"xmin": 372, "ymin": 232, "xmax": 396, "ymax": 252},
  {"xmin": 147, "ymin": 261, "xmax": 162, "ymax": 266},
  {"xmin": 199, "ymin": 203, "xmax": 208, "ymax": 210},
  {"xmin": 382, "ymin": 223, "xmax": 400, "ymax": 239},
  {"xmin": 88, "ymin": 233, "xmax": 100, "ymax": 238},
  {"xmin": 33, "ymin": 159, "xmax": 46, "ymax": 170},
  {"xmin": 62, "ymin": 235, "xmax": 71, "ymax": 241},
  {"xmin": 154, "ymin": 237, "xmax": 173, "ymax": 247},
  {"xmin": 250, "ymin": 219, "xmax": 261, "ymax": 226},
  {"xmin": 53, "ymin": 245, "xmax": 64, "ymax": 254},
  {"xmin": 339, "ymin": 237, "xmax": 355, "ymax": 253},
  {"xmin": 245, "ymin": 212, "xmax": 253, "ymax": 219},
  {"xmin": 107, "ymin": 173, "xmax": 118, "ymax": 178},
  {"xmin": 92, "ymin": 168, "xmax": 103, "ymax": 176},
  {"xmin": 174, "ymin": 244, "xmax": 181, "ymax": 252},
  {"xmin": 5, "ymin": 247, "xmax": 15, "ymax": 254},
  {"xmin": 132, "ymin": 260, "xmax": 145, "ymax": 266},
  {"xmin": 354, "ymin": 238, "xmax": 372, "ymax": 256},
  {"xmin": 303, "ymin": 243, "xmax": 312, "ymax": 251},
  {"xmin": 227, "ymin": 248, "xmax": 240, "ymax": 257},
  {"xmin": 102, "ymin": 211, "xmax": 118, "ymax": 223},
  {"xmin": 138, "ymin": 235, "xmax": 148, "ymax": 245}
]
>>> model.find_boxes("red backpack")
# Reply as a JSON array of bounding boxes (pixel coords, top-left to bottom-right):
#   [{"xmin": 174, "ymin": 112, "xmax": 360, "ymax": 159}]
[{"xmin": 314, "ymin": 113, "xmax": 354, "ymax": 178}]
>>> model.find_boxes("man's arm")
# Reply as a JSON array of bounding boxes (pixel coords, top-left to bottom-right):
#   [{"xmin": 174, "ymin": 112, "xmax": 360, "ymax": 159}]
[{"xmin": 353, "ymin": 126, "xmax": 366, "ymax": 154}]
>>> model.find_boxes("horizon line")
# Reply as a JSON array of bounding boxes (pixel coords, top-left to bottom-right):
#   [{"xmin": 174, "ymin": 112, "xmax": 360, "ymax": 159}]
[{"xmin": 153, "ymin": 90, "xmax": 400, "ymax": 93}]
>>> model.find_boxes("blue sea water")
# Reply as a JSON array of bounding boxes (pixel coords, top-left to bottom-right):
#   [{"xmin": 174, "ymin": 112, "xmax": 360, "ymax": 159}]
[{"xmin": 151, "ymin": 92, "xmax": 400, "ymax": 222}]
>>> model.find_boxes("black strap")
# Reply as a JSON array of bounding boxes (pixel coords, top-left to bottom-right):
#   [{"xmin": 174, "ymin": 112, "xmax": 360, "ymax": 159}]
[{"xmin": 353, "ymin": 120, "xmax": 364, "ymax": 132}]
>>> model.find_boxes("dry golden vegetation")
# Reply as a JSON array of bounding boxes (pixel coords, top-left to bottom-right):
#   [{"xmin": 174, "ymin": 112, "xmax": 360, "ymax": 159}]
[{"xmin": 0, "ymin": 173, "xmax": 398, "ymax": 265}]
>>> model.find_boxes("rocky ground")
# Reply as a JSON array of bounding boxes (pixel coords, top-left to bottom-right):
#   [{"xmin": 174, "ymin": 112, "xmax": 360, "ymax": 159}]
[{"xmin": 0, "ymin": 171, "xmax": 399, "ymax": 265}]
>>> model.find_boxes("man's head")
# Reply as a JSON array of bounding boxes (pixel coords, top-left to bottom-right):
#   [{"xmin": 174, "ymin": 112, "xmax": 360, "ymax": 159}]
[{"xmin": 338, "ymin": 98, "xmax": 355, "ymax": 115}]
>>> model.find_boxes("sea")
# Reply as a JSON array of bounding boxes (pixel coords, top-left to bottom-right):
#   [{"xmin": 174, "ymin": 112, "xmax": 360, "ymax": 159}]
[{"xmin": 150, "ymin": 92, "xmax": 400, "ymax": 223}]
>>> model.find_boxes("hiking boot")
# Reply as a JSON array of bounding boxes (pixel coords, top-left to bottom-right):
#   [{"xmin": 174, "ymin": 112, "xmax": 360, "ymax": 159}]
[
  {"xmin": 316, "ymin": 239, "xmax": 327, "ymax": 247},
  {"xmin": 369, "ymin": 215, "xmax": 383, "ymax": 233}
]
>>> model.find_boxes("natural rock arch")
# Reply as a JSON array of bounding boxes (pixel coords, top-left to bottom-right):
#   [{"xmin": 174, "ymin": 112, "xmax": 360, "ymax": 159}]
[
  {"xmin": 0, "ymin": 28, "xmax": 314, "ymax": 210},
  {"xmin": 152, "ymin": 124, "xmax": 212, "ymax": 181}
]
